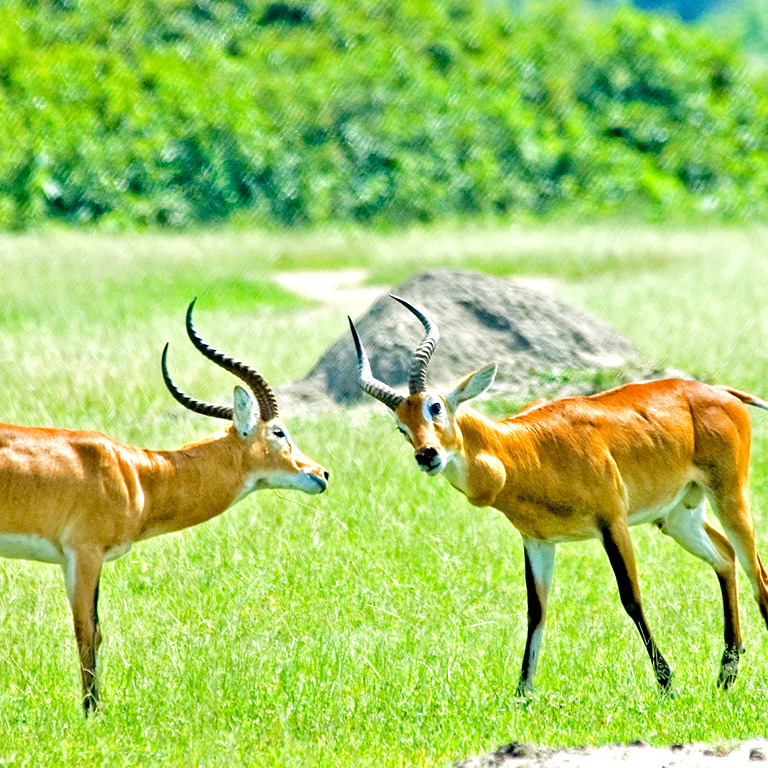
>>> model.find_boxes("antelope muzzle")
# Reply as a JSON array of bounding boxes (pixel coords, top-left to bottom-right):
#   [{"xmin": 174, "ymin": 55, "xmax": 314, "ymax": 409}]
[{"xmin": 415, "ymin": 445, "xmax": 443, "ymax": 474}]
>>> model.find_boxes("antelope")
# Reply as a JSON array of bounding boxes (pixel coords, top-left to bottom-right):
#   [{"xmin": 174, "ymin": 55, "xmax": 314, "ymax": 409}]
[
  {"xmin": 349, "ymin": 295, "xmax": 768, "ymax": 695},
  {"xmin": 0, "ymin": 300, "xmax": 329, "ymax": 713}
]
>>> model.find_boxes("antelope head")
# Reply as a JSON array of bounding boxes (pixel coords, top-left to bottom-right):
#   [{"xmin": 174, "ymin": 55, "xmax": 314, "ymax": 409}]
[
  {"xmin": 163, "ymin": 300, "xmax": 329, "ymax": 496},
  {"xmin": 348, "ymin": 296, "xmax": 497, "ymax": 476}
]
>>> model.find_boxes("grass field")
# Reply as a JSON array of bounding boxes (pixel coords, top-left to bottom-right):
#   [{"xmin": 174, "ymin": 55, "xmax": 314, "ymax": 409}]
[{"xmin": 1, "ymin": 223, "xmax": 767, "ymax": 766}]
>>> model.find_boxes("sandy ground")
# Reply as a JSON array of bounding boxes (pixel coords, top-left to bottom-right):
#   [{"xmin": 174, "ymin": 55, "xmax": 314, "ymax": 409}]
[
  {"xmin": 453, "ymin": 740, "xmax": 768, "ymax": 767},
  {"xmin": 274, "ymin": 269, "xmax": 381, "ymax": 315}
]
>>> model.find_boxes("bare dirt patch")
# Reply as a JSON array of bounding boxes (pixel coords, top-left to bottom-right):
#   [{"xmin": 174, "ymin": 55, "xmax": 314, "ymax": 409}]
[
  {"xmin": 453, "ymin": 740, "xmax": 768, "ymax": 767},
  {"xmin": 274, "ymin": 269, "xmax": 381, "ymax": 315}
]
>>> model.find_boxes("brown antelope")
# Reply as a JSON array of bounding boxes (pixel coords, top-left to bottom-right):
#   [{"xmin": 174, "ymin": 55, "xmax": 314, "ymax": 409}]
[
  {"xmin": 0, "ymin": 300, "xmax": 329, "ymax": 713},
  {"xmin": 349, "ymin": 295, "xmax": 768, "ymax": 694}
]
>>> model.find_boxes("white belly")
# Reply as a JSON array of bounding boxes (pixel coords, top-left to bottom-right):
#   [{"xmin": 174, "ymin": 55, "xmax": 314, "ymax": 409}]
[
  {"xmin": 105, "ymin": 542, "xmax": 132, "ymax": 562},
  {"xmin": 0, "ymin": 534, "xmax": 64, "ymax": 564},
  {"xmin": 627, "ymin": 482, "xmax": 704, "ymax": 528}
]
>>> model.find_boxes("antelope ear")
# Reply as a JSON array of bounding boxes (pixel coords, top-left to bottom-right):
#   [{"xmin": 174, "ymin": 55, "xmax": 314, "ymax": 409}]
[
  {"xmin": 446, "ymin": 363, "xmax": 497, "ymax": 411},
  {"xmin": 233, "ymin": 386, "xmax": 259, "ymax": 437}
]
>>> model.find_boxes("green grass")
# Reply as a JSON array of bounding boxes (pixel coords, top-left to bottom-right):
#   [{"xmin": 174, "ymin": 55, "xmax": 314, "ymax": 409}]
[{"xmin": 1, "ymin": 223, "xmax": 767, "ymax": 766}]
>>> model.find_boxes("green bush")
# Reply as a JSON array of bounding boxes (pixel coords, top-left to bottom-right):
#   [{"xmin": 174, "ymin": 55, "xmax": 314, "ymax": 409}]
[{"xmin": 1, "ymin": 0, "xmax": 767, "ymax": 229}]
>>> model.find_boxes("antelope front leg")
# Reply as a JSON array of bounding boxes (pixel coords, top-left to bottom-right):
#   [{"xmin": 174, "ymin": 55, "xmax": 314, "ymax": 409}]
[
  {"xmin": 63, "ymin": 548, "xmax": 104, "ymax": 714},
  {"xmin": 516, "ymin": 537, "xmax": 556, "ymax": 696},
  {"xmin": 601, "ymin": 520, "xmax": 673, "ymax": 693}
]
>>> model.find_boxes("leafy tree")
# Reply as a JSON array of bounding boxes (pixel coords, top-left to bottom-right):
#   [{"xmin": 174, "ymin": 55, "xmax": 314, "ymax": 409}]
[{"xmin": 1, "ymin": 0, "xmax": 767, "ymax": 229}]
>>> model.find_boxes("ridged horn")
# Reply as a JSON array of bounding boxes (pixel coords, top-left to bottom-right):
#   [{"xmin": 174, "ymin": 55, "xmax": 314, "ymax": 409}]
[
  {"xmin": 390, "ymin": 295, "xmax": 440, "ymax": 395},
  {"xmin": 161, "ymin": 343, "xmax": 234, "ymax": 421},
  {"xmin": 348, "ymin": 316, "xmax": 404, "ymax": 411},
  {"xmin": 185, "ymin": 299, "xmax": 279, "ymax": 422}
]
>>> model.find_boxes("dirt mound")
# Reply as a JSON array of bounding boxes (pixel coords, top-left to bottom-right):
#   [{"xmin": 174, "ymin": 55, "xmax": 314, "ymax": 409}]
[
  {"xmin": 277, "ymin": 269, "xmax": 661, "ymax": 413},
  {"xmin": 452, "ymin": 739, "xmax": 768, "ymax": 767}
]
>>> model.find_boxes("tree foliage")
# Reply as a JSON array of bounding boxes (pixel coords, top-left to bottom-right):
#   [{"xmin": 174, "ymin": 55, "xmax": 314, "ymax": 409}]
[{"xmin": 1, "ymin": 0, "xmax": 767, "ymax": 229}]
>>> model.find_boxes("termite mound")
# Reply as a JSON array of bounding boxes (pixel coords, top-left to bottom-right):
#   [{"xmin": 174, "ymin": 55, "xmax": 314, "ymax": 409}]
[{"xmin": 277, "ymin": 269, "xmax": 683, "ymax": 413}]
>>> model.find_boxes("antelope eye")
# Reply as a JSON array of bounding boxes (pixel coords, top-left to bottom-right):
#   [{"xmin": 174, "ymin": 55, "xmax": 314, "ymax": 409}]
[
  {"xmin": 273, "ymin": 429, "xmax": 286, "ymax": 439},
  {"xmin": 429, "ymin": 401, "xmax": 443, "ymax": 416}
]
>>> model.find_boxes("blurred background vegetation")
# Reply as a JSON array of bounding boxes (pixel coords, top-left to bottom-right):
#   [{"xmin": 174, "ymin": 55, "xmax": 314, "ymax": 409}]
[{"xmin": 1, "ymin": 0, "xmax": 766, "ymax": 231}]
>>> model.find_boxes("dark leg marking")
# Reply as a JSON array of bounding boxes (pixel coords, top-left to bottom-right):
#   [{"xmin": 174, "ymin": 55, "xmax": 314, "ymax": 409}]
[
  {"xmin": 602, "ymin": 523, "xmax": 673, "ymax": 693},
  {"xmin": 516, "ymin": 538, "xmax": 555, "ymax": 696},
  {"xmin": 716, "ymin": 572, "xmax": 744, "ymax": 689}
]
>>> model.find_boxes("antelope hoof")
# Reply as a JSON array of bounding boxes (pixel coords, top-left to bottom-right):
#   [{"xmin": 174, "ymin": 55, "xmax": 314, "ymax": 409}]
[
  {"xmin": 656, "ymin": 663, "xmax": 676, "ymax": 697},
  {"xmin": 657, "ymin": 676, "xmax": 677, "ymax": 699},
  {"xmin": 83, "ymin": 690, "xmax": 101, "ymax": 716},
  {"xmin": 515, "ymin": 678, "xmax": 534, "ymax": 699},
  {"xmin": 717, "ymin": 645, "xmax": 744, "ymax": 690}
]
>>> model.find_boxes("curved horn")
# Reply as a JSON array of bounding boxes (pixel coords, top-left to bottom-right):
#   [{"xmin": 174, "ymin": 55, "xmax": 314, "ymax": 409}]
[
  {"xmin": 185, "ymin": 299, "xmax": 279, "ymax": 422},
  {"xmin": 348, "ymin": 316, "xmax": 404, "ymax": 411},
  {"xmin": 161, "ymin": 343, "xmax": 234, "ymax": 421},
  {"xmin": 390, "ymin": 295, "xmax": 440, "ymax": 395}
]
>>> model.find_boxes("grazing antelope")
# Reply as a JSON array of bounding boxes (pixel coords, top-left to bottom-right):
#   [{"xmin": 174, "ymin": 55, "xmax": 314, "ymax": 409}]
[
  {"xmin": 349, "ymin": 295, "xmax": 768, "ymax": 694},
  {"xmin": 0, "ymin": 301, "xmax": 328, "ymax": 713}
]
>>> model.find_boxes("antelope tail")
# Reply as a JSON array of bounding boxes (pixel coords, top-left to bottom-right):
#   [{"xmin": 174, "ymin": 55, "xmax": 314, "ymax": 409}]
[{"xmin": 717, "ymin": 386, "xmax": 768, "ymax": 413}]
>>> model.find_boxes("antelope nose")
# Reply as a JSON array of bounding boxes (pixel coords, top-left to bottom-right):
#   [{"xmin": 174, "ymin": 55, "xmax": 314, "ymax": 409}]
[
  {"xmin": 416, "ymin": 447, "xmax": 439, "ymax": 468},
  {"xmin": 323, "ymin": 469, "xmax": 330, "ymax": 481}
]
